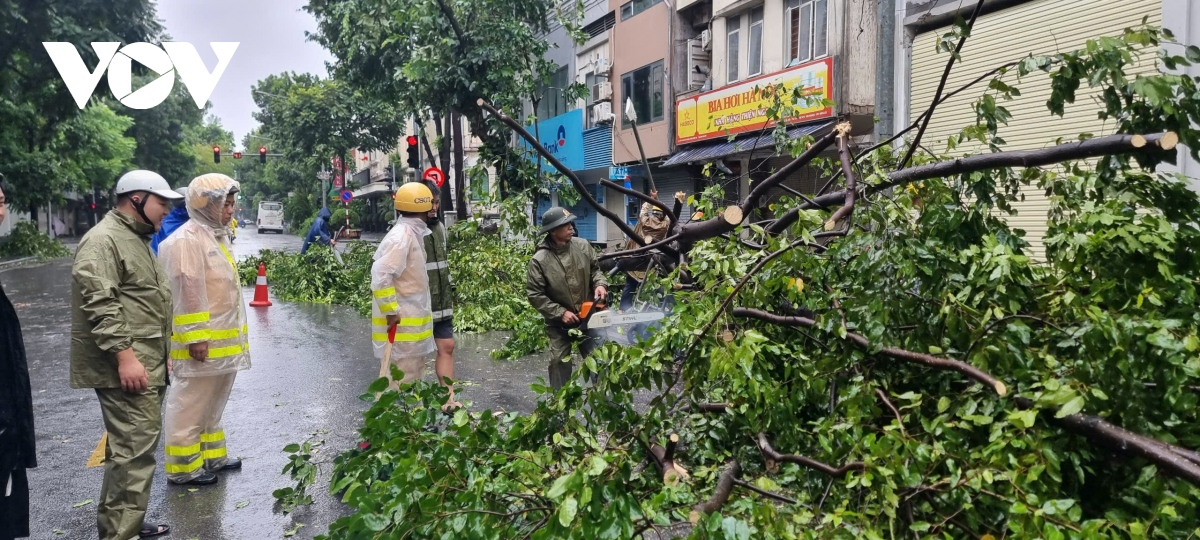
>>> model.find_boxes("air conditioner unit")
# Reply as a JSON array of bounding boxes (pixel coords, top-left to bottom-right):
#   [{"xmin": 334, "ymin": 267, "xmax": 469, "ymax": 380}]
[
  {"xmin": 700, "ymin": 29, "xmax": 712, "ymax": 51},
  {"xmin": 594, "ymin": 57, "xmax": 612, "ymax": 75},
  {"xmin": 593, "ymin": 102, "xmax": 614, "ymax": 124},
  {"xmin": 591, "ymin": 81, "xmax": 613, "ymax": 102}
]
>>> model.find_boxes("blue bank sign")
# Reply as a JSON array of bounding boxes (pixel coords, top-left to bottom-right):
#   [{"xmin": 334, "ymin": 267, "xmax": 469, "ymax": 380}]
[{"xmin": 520, "ymin": 108, "xmax": 584, "ymax": 172}]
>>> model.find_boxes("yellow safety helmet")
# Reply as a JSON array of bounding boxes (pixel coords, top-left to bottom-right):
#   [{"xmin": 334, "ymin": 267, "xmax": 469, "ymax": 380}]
[{"xmin": 394, "ymin": 182, "xmax": 434, "ymax": 212}]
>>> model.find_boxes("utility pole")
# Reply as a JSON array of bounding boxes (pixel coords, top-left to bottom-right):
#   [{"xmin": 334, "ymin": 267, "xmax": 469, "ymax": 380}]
[{"xmin": 317, "ymin": 164, "xmax": 331, "ymax": 210}]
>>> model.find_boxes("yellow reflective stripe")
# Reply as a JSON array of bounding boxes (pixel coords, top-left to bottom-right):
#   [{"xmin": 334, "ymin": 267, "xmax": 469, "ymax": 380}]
[
  {"xmin": 379, "ymin": 302, "xmax": 399, "ymax": 313},
  {"xmin": 170, "ymin": 344, "xmax": 247, "ymax": 360},
  {"xmin": 172, "ymin": 329, "xmax": 212, "ymax": 343},
  {"xmin": 393, "ymin": 329, "xmax": 433, "ymax": 342},
  {"xmin": 373, "ymin": 287, "xmax": 397, "ymax": 298},
  {"xmin": 174, "ymin": 312, "xmax": 210, "ymax": 325},
  {"xmin": 202, "ymin": 448, "xmax": 227, "ymax": 460},
  {"xmin": 371, "ymin": 317, "xmax": 387, "ymax": 325},
  {"xmin": 165, "ymin": 443, "xmax": 201, "ymax": 457},
  {"xmin": 209, "ymin": 327, "xmax": 242, "ymax": 340},
  {"xmin": 201, "ymin": 431, "xmax": 225, "ymax": 443},
  {"xmin": 165, "ymin": 457, "xmax": 203, "ymax": 474},
  {"xmin": 399, "ymin": 315, "xmax": 433, "ymax": 326},
  {"xmin": 218, "ymin": 243, "xmax": 236, "ymax": 272},
  {"xmin": 372, "ymin": 333, "xmax": 388, "ymax": 342}
]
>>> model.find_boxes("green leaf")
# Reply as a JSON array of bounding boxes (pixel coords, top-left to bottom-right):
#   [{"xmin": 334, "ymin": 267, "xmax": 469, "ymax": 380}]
[
  {"xmin": 937, "ymin": 396, "xmax": 950, "ymax": 413},
  {"xmin": 1055, "ymin": 396, "xmax": 1085, "ymax": 418},
  {"xmin": 235, "ymin": 500, "xmax": 250, "ymax": 510},
  {"xmin": 367, "ymin": 377, "xmax": 390, "ymax": 394},
  {"xmin": 1008, "ymin": 409, "xmax": 1038, "ymax": 429},
  {"xmin": 282, "ymin": 443, "xmax": 301, "ymax": 453},
  {"xmin": 547, "ymin": 475, "xmax": 572, "ymax": 499},
  {"xmin": 453, "ymin": 409, "xmax": 469, "ymax": 427},
  {"xmin": 363, "ymin": 512, "xmax": 390, "ymax": 532},
  {"xmin": 72, "ymin": 499, "xmax": 94, "ymax": 508},
  {"xmin": 558, "ymin": 496, "xmax": 578, "ymax": 527}
]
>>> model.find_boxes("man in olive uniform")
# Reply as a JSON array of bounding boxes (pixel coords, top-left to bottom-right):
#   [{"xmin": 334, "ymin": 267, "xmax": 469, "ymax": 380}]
[
  {"xmin": 71, "ymin": 170, "xmax": 181, "ymax": 539},
  {"xmin": 525, "ymin": 207, "xmax": 608, "ymax": 390},
  {"xmin": 424, "ymin": 182, "xmax": 459, "ymax": 409}
]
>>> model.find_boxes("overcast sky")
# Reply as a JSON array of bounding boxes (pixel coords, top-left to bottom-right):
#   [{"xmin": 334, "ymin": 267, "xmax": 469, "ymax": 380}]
[{"xmin": 155, "ymin": 0, "xmax": 333, "ymax": 146}]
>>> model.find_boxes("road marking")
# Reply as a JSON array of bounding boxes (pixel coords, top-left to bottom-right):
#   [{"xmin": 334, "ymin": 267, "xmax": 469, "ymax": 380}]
[{"xmin": 86, "ymin": 432, "xmax": 107, "ymax": 468}]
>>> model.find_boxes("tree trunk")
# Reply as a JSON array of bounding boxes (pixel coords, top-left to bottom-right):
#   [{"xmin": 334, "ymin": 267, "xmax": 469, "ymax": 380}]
[
  {"xmin": 453, "ymin": 111, "xmax": 467, "ymax": 220},
  {"xmin": 439, "ymin": 114, "xmax": 453, "ymax": 216}
]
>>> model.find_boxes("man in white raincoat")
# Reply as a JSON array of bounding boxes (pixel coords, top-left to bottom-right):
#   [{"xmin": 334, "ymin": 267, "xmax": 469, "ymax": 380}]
[
  {"xmin": 158, "ymin": 174, "xmax": 249, "ymax": 486},
  {"xmin": 371, "ymin": 182, "xmax": 436, "ymax": 387}
]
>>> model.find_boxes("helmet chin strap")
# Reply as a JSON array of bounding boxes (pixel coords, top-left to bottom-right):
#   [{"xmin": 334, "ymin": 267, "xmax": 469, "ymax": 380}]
[{"xmin": 132, "ymin": 192, "xmax": 153, "ymax": 226}]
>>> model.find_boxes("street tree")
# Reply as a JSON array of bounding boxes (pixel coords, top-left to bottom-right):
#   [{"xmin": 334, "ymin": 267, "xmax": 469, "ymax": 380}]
[
  {"xmin": 0, "ymin": 0, "xmax": 160, "ymax": 211},
  {"xmin": 304, "ymin": 0, "xmax": 587, "ymax": 200},
  {"xmin": 295, "ymin": 20, "xmax": 1200, "ymax": 539}
]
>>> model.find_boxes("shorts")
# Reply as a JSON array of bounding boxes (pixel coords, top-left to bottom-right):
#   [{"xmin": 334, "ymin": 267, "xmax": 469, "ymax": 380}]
[{"xmin": 433, "ymin": 318, "xmax": 454, "ymax": 340}]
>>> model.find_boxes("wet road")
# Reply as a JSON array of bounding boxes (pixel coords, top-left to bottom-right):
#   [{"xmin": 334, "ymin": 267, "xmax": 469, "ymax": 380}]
[{"xmin": 5, "ymin": 230, "xmax": 552, "ymax": 539}]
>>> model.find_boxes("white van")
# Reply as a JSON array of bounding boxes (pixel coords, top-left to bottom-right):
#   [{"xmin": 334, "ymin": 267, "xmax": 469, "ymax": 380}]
[{"xmin": 257, "ymin": 201, "xmax": 284, "ymax": 234}]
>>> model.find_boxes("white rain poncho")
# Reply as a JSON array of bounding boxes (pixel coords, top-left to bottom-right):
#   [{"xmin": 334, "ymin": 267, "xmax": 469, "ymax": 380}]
[
  {"xmin": 371, "ymin": 217, "xmax": 436, "ymax": 364},
  {"xmin": 159, "ymin": 174, "xmax": 250, "ymax": 377}
]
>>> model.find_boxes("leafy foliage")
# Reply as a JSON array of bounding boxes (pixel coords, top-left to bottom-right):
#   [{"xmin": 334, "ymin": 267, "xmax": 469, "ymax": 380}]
[
  {"xmin": 276, "ymin": 24, "xmax": 1200, "ymax": 540},
  {"xmin": 0, "ymin": 222, "xmax": 72, "ymax": 259}
]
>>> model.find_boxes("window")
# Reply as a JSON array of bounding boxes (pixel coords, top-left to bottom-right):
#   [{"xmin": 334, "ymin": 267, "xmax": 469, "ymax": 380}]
[
  {"xmin": 727, "ymin": 18, "xmax": 740, "ymax": 82},
  {"xmin": 620, "ymin": 0, "xmax": 661, "ymax": 21},
  {"xmin": 748, "ymin": 7, "xmax": 764, "ymax": 77},
  {"xmin": 786, "ymin": 0, "xmax": 828, "ymax": 65},
  {"xmin": 620, "ymin": 60, "xmax": 665, "ymax": 128},
  {"xmin": 584, "ymin": 71, "xmax": 598, "ymax": 127},
  {"xmin": 535, "ymin": 65, "xmax": 571, "ymax": 120}
]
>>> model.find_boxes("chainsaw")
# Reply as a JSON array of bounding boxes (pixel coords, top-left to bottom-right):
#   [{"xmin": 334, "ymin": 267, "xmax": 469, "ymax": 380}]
[{"xmin": 576, "ymin": 293, "xmax": 667, "ymax": 330}]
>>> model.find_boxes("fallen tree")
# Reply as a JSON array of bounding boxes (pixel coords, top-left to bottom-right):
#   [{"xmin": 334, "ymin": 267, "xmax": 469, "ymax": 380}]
[{"xmin": 293, "ymin": 19, "xmax": 1200, "ymax": 540}]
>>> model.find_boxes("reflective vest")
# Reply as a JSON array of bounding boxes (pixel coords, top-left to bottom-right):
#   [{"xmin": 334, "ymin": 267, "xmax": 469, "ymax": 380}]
[{"xmin": 424, "ymin": 220, "xmax": 453, "ymax": 322}]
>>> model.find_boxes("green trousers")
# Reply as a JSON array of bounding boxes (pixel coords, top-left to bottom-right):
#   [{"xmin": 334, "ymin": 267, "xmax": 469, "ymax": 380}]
[
  {"xmin": 545, "ymin": 326, "xmax": 603, "ymax": 390},
  {"xmin": 95, "ymin": 386, "xmax": 164, "ymax": 540}
]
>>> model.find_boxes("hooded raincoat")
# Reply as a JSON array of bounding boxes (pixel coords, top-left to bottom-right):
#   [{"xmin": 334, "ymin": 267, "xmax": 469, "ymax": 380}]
[
  {"xmin": 150, "ymin": 205, "xmax": 190, "ymax": 255},
  {"xmin": 301, "ymin": 207, "xmax": 333, "ymax": 253},
  {"xmin": 158, "ymin": 174, "xmax": 248, "ymax": 481},
  {"xmin": 371, "ymin": 217, "xmax": 435, "ymax": 381}
]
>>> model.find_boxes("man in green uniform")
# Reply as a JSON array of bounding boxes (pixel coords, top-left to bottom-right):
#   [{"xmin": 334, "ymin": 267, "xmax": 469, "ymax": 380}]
[
  {"xmin": 525, "ymin": 207, "xmax": 608, "ymax": 390},
  {"xmin": 71, "ymin": 170, "xmax": 181, "ymax": 540},
  {"xmin": 424, "ymin": 182, "xmax": 459, "ymax": 409}
]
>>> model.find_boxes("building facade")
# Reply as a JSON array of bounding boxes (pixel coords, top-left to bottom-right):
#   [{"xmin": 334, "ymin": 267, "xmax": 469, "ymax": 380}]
[{"xmin": 893, "ymin": 0, "xmax": 1200, "ymax": 259}]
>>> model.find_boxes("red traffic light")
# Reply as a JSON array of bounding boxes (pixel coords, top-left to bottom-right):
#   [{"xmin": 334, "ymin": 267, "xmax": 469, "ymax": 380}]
[
  {"xmin": 213, "ymin": 145, "xmax": 221, "ymax": 164},
  {"xmin": 213, "ymin": 145, "xmax": 220, "ymax": 153},
  {"xmin": 406, "ymin": 136, "xmax": 418, "ymax": 146},
  {"xmin": 259, "ymin": 146, "xmax": 267, "ymax": 154},
  {"xmin": 233, "ymin": 151, "xmax": 242, "ymax": 159}
]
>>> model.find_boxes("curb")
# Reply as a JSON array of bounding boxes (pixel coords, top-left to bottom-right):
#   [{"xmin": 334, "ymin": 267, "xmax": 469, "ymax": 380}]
[{"xmin": 0, "ymin": 256, "xmax": 36, "ymax": 271}]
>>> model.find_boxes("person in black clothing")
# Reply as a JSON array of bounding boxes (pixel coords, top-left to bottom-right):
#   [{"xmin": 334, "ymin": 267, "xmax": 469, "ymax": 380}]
[{"xmin": 0, "ymin": 184, "xmax": 35, "ymax": 540}]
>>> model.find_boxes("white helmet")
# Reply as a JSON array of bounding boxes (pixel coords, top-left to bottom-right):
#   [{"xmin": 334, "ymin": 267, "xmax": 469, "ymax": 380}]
[
  {"xmin": 175, "ymin": 186, "xmax": 189, "ymax": 198},
  {"xmin": 114, "ymin": 170, "xmax": 183, "ymax": 201}
]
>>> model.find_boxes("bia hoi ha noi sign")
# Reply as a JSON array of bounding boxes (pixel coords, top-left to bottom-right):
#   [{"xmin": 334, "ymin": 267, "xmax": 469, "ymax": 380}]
[{"xmin": 675, "ymin": 57, "xmax": 832, "ymax": 145}]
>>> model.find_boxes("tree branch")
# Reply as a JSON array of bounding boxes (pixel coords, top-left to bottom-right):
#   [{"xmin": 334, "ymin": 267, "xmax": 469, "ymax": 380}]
[
  {"xmin": 732, "ymin": 478, "xmax": 798, "ymax": 505},
  {"xmin": 875, "ymin": 388, "xmax": 907, "ymax": 437},
  {"xmin": 691, "ymin": 461, "xmax": 741, "ymax": 516},
  {"xmin": 757, "ymin": 432, "xmax": 865, "ymax": 477},
  {"xmin": 478, "ymin": 99, "xmax": 647, "ymax": 245},
  {"xmin": 1014, "ymin": 397, "xmax": 1200, "ymax": 486},
  {"xmin": 732, "ymin": 307, "xmax": 1008, "ymax": 395},
  {"xmin": 897, "ymin": 0, "xmax": 986, "ymax": 170},
  {"xmin": 433, "ymin": 0, "xmax": 466, "ymax": 43},
  {"xmin": 769, "ymin": 131, "xmax": 1179, "ymax": 234}
]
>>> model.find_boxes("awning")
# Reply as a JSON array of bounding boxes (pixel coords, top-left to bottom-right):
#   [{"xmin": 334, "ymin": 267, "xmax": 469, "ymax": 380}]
[
  {"xmin": 351, "ymin": 182, "xmax": 393, "ymax": 199},
  {"xmin": 662, "ymin": 121, "xmax": 833, "ymax": 167}
]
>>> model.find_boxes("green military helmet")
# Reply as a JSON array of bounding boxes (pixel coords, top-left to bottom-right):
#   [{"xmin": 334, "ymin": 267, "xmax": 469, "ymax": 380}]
[{"xmin": 539, "ymin": 206, "xmax": 577, "ymax": 234}]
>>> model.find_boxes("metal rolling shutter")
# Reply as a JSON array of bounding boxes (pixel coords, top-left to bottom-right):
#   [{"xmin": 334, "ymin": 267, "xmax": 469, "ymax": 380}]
[
  {"xmin": 910, "ymin": 0, "xmax": 1161, "ymax": 259},
  {"xmin": 654, "ymin": 170, "xmax": 698, "ymax": 223}
]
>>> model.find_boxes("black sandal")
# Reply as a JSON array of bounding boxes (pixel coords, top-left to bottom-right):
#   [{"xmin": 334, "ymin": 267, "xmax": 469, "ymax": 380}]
[{"xmin": 139, "ymin": 524, "xmax": 170, "ymax": 538}]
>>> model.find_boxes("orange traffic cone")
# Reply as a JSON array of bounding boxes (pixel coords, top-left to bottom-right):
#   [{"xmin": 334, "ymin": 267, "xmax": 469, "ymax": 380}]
[{"xmin": 249, "ymin": 262, "xmax": 273, "ymax": 307}]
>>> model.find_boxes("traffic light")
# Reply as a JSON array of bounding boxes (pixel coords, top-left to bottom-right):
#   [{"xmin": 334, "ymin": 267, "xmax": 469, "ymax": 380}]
[
  {"xmin": 259, "ymin": 146, "xmax": 267, "ymax": 164},
  {"xmin": 233, "ymin": 151, "xmax": 242, "ymax": 159},
  {"xmin": 213, "ymin": 145, "xmax": 220, "ymax": 163},
  {"xmin": 406, "ymin": 135, "xmax": 420, "ymax": 170}
]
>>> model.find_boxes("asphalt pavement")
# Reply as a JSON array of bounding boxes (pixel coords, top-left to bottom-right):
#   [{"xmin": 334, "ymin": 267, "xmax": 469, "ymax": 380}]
[{"xmin": 5, "ymin": 229, "xmax": 550, "ymax": 539}]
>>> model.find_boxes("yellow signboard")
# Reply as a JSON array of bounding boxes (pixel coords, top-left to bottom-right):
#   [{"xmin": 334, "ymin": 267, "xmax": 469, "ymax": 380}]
[{"xmin": 676, "ymin": 57, "xmax": 833, "ymax": 145}]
